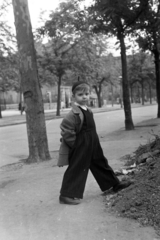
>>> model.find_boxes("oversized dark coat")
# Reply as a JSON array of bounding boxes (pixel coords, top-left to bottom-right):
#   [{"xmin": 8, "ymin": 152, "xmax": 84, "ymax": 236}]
[{"xmin": 57, "ymin": 104, "xmax": 92, "ymax": 166}]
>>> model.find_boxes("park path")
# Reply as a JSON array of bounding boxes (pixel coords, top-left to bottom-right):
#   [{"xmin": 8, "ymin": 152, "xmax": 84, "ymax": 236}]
[
  {"xmin": 0, "ymin": 158, "xmax": 158, "ymax": 240},
  {"xmin": 0, "ymin": 117, "xmax": 160, "ymax": 240}
]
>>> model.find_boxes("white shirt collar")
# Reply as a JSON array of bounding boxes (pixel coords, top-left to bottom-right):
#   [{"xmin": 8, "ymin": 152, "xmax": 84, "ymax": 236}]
[{"xmin": 74, "ymin": 102, "xmax": 87, "ymax": 111}]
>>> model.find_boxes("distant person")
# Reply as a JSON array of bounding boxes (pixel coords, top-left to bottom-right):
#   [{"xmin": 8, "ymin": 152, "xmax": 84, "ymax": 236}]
[
  {"xmin": 18, "ymin": 102, "xmax": 25, "ymax": 115},
  {"xmin": 58, "ymin": 81, "xmax": 132, "ymax": 205},
  {"xmin": 90, "ymin": 100, "xmax": 93, "ymax": 107}
]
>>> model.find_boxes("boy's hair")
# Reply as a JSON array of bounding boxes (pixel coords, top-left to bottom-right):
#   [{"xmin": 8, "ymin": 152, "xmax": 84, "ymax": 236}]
[{"xmin": 72, "ymin": 81, "xmax": 90, "ymax": 94}]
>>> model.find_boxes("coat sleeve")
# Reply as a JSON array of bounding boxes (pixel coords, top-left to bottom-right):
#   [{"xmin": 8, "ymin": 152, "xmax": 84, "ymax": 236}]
[{"xmin": 60, "ymin": 115, "xmax": 76, "ymax": 148}]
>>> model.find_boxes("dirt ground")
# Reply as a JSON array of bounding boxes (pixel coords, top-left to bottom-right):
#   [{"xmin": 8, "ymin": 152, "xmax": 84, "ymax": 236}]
[
  {"xmin": 0, "ymin": 118, "xmax": 160, "ymax": 240},
  {"xmin": 104, "ymin": 130, "xmax": 160, "ymax": 235}
]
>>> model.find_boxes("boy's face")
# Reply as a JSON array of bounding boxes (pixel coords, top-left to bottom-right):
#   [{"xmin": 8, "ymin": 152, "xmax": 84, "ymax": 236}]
[{"xmin": 73, "ymin": 90, "xmax": 90, "ymax": 106}]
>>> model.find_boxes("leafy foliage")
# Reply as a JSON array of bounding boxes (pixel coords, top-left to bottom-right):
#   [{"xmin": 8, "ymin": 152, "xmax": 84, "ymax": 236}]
[
  {"xmin": 135, "ymin": 0, "xmax": 160, "ymax": 54},
  {"xmin": 0, "ymin": 52, "xmax": 19, "ymax": 93},
  {"xmin": 0, "ymin": 0, "xmax": 16, "ymax": 54},
  {"xmin": 36, "ymin": 0, "xmax": 118, "ymax": 108},
  {"xmin": 0, "ymin": 1, "xmax": 18, "ymax": 98},
  {"xmin": 128, "ymin": 52, "xmax": 155, "ymax": 86},
  {"xmin": 133, "ymin": 0, "xmax": 160, "ymax": 115},
  {"xmin": 128, "ymin": 51, "xmax": 156, "ymax": 103},
  {"xmin": 88, "ymin": 0, "xmax": 149, "ymax": 37},
  {"xmin": 86, "ymin": 0, "xmax": 149, "ymax": 128},
  {"xmin": 36, "ymin": 1, "xmax": 88, "ymax": 84}
]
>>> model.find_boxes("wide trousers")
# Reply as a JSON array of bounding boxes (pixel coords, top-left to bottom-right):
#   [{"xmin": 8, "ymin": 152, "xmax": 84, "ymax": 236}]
[{"xmin": 60, "ymin": 129, "xmax": 120, "ymax": 199}]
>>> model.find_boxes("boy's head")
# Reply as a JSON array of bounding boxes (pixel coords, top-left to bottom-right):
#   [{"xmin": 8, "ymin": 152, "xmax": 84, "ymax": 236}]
[
  {"xmin": 72, "ymin": 81, "xmax": 90, "ymax": 106},
  {"xmin": 72, "ymin": 81, "xmax": 90, "ymax": 94}
]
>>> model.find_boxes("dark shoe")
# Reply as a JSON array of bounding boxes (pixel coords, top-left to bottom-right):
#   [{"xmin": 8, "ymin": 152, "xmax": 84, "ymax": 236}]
[
  {"xmin": 113, "ymin": 180, "xmax": 132, "ymax": 193},
  {"xmin": 59, "ymin": 195, "xmax": 81, "ymax": 205}
]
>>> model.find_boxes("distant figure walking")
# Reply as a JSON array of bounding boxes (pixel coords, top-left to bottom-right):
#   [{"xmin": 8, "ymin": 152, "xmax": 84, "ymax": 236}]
[{"xmin": 18, "ymin": 102, "xmax": 25, "ymax": 115}]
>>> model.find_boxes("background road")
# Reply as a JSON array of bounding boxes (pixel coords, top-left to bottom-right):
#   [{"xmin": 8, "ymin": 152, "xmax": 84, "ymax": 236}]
[{"xmin": 0, "ymin": 105, "xmax": 157, "ymax": 168}]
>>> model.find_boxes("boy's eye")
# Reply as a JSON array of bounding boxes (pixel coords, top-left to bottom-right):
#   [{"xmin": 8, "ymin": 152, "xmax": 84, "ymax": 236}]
[{"xmin": 77, "ymin": 91, "xmax": 89, "ymax": 97}]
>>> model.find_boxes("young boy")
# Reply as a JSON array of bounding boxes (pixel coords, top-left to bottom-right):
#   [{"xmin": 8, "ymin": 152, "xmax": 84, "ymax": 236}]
[{"xmin": 58, "ymin": 81, "xmax": 131, "ymax": 205}]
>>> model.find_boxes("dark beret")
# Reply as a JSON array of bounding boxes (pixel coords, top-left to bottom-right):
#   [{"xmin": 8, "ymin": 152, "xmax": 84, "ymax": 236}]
[{"xmin": 72, "ymin": 81, "xmax": 89, "ymax": 93}]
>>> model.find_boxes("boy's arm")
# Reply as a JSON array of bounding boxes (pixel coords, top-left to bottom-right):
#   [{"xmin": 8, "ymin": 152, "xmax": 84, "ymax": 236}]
[{"xmin": 60, "ymin": 117, "xmax": 76, "ymax": 148}]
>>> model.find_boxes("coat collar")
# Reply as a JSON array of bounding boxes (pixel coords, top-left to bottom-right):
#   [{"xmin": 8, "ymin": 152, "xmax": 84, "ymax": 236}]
[
  {"xmin": 71, "ymin": 103, "xmax": 91, "ymax": 114},
  {"xmin": 72, "ymin": 103, "xmax": 82, "ymax": 114},
  {"xmin": 74, "ymin": 102, "xmax": 87, "ymax": 110}
]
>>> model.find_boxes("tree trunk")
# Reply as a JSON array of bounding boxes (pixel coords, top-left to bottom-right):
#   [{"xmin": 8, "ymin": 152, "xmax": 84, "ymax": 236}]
[
  {"xmin": 56, "ymin": 74, "xmax": 62, "ymax": 116},
  {"xmin": 0, "ymin": 103, "xmax": 2, "ymax": 118},
  {"xmin": 98, "ymin": 94, "xmax": 102, "ymax": 108},
  {"xmin": 111, "ymin": 84, "xmax": 114, "ymax": 107},
  {"xmin": 3, "ymin": 91, "xmax": 6, "ymax": 110},
  {"xmin": 19, "ymin": 76, "xmax": 23, "ymax": 115},
  {"xmin": 148, "ymin": 82, "xmax": 152, "ymax": 104},
  {"xmin": 130, "ymin": 85, "xmax": 133, "ymax": 103},
  {"xmin": 12, "ymin": 0, "xmax": 51, "ymax": 163},
  {"xmin": 141, "ymin": 81, "xmax": 144, "ymax": 105},
  {"xmin": 118, "ymin": 31, "xmax": 134, "ymax": 130},
  {"xmin": 93, "ymin": 85, "xmax": 102, "ymax": 108},
  {"xmin": 138, "ymin": 85, "xmax": 141, "ymax": 103},
  {"xmin": 154, "ymin": 50, "xmax": 160, "ymax": 117}
]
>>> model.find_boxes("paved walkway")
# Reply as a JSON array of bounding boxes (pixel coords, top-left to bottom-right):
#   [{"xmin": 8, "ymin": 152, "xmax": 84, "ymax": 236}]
[{"xmin": 0, "ymin": 103, "xmax": 159, "ymax": 240}]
